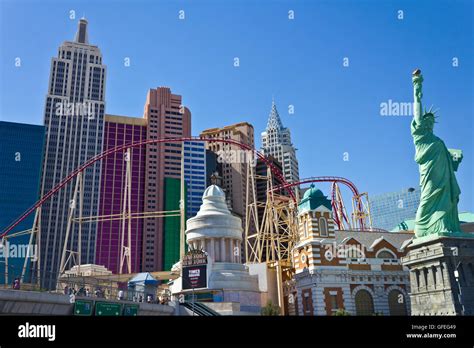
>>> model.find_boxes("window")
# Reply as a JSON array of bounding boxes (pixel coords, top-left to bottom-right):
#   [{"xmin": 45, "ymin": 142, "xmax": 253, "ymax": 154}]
[
  {"xmin": 329, "ymin": 294, "xmax": 338, "ymax": 314},
  {"xmin": 302, "ymin": 289, "xmax": 313, "ymax": 316},
  {"xmin": 319, "ymin": 217, "xmax": 328, "ymax": 237},
  {"xmin": 415, "ymin": 270, "xmax": 421, "ymax": 289},
  {"xmin": 388, "ymin": 290, "xmax": 407, "ymax": 316},
  {"xmin": 354, "ymin": 290, "xmax": 374, "ymax": 316},
  {"xmin": 423, "ymin": 268, "xmax": 428, "ymax": 288},
  {"xmin": 432, "ymin": 266, "xmax": 438, "ymax": 287},
  {"xmin": 303, "ymin": 220, "xmax": 308, "ymax": 238},
  {"xmin": 376, "ymin": 250, "xmax": 396, "ymax": 260}
]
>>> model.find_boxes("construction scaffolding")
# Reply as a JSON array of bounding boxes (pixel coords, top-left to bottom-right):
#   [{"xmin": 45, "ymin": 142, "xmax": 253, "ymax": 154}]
[{"xmin": 245, "ymin": 165, "xmax": 299, "ymax": 315}]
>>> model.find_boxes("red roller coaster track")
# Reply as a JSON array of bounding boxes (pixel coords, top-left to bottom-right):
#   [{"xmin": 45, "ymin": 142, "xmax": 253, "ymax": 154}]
[
  {"xmin": 0, "ymin": 136, "xmax": 294, "ymax": 238},
  {"xmin": 1, "ymin": 137, "xmax": 368, "ymax": 238},
  {"xmin": 275, "ymin": 176, "xmax": 360, "ymax": 196},
  {"xmin": 274, "ymin": 176, "xmax": 366, "ymax": 230}
]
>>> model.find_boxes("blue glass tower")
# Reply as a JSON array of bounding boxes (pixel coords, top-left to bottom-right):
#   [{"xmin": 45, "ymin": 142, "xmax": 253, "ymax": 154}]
[
  {"xmin": 370, "ymin": 187, "xmax": 421, "ymax": 231},
  {"xmin": 183, "ymin": 141, "xmax": 206, "ymax": 219},
  {"xmin": 0, "ymin": 121, "xmax": 45, "ymax": 285}
]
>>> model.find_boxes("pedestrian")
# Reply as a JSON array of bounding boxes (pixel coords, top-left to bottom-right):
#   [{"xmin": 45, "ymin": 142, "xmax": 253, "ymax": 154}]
[{"xmin": 13, "ymin": 278, "xmax": 20, "ymax": 290}]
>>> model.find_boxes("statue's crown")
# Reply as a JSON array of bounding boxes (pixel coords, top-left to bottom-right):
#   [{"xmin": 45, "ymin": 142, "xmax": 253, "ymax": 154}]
[{"xmin": 423, "ymin": 106, "xmax": 439, "ymax": 123}]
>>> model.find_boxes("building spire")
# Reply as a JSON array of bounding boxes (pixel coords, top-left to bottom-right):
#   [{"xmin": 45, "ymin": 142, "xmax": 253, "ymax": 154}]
[
  {"xmin": 266, "ymin": 98, "xmax": 284, "ymax": 130},
  {"xmin": 74, "ymin": 18, "xmax": 89, "ymax": 44}
]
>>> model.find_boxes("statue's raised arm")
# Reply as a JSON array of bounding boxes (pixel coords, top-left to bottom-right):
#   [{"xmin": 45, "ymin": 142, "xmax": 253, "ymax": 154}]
[{"xmin": 412, "ymin": 68, "xmax": 423, "ymax": 125}]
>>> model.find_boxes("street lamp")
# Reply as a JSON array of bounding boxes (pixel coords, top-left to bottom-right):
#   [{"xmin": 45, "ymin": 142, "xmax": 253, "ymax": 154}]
[{"xmin": 450, "ymin": 247, "xmax": 465, "ymax": 315}]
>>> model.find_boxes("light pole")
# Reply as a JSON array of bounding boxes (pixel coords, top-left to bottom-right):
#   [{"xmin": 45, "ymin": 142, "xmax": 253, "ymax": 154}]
[{"xmin": 450, "ymin": 247, "xmax": 465, "ymax": 315}]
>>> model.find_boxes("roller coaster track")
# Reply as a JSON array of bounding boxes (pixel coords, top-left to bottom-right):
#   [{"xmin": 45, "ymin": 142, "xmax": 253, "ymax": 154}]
[
  {"xmin": 1, "ymin": 136, "xmax": 295, "ymax": 238},
  {"xmin": 274, "ymin": 176, "xmax": 368, "ymax": 230}
]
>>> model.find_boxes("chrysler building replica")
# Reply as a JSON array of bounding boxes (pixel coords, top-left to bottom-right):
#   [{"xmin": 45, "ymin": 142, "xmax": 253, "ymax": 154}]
[{"xmin": 261, "ymin": 100, "xmax": 299, "ymax": 185}]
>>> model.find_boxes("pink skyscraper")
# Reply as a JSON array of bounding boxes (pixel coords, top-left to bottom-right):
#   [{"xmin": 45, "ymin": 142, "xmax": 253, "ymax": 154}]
[{"xmin": 142, "ymin": 87, "xmax": 191, "ymax": 272}]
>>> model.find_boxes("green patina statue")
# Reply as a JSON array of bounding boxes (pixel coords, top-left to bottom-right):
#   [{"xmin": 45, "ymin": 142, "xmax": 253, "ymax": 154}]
[{"xmin": 411, "ymin": 69, "xmax": 463, "ymax": 238}]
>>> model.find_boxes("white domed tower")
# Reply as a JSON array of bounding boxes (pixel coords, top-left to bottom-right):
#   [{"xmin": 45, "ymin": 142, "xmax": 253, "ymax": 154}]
[
  {"xmin": 185, "ymin": 185, "xmax": 243, "ymax": 263},
  {"xmin": 170, "ymin": 184, "xmax": 261, "ymax": 314}
]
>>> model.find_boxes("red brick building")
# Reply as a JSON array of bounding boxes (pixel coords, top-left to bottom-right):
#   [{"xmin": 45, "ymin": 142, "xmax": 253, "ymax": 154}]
[{"xmin": 290, "ymin": 185, "xmax": 413, "ymax": 316}]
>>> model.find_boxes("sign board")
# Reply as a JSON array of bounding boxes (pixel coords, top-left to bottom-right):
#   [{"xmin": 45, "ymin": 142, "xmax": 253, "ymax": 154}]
[
  {"xmin": 74, "ymin": 300, "xmax": 93, "ymax": 316},
  {"xmin": 182, "ymin": 249, "xmax": 208, "ymax": 267},
  {"xmin": 182, "ymin": 264, "xmax": 207, "ymax": 290},
  {"xmin": 123, "ymin": 304, "xmax": 139, "ymax": 316},
  {"xmin": 95, "ymin": 302, "xmax": 122, "ymax": 316}
]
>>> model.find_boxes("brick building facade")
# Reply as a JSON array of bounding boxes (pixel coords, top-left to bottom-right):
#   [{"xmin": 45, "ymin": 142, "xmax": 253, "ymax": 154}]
[{"xmin": 290, "ymin": 185, "xmax": 413, "ymax": 316}]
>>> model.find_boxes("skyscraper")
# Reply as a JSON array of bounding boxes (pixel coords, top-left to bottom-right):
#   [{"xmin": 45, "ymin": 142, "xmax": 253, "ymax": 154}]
[
  {"xmin": 183, "ymin": 141, "xmax": 207, "ymax": 219},
  {"xmin": 0, "ymin": 121, "xmax": 45, "ymax": 285},
  {"xmin": 200, "ymin": 122, "xmax": 255, "ymax": 220},
  {"xmin": 96, "ymin": 114, "xmax": 147, "ymax": 274},
  {"xmin": 370, "ymin": 187, "xmax": 421, "ymax": 231},
  {"xmin": 39, "ymin": 18, "xmax": 106, "ymax": 288},
  {"xmin": 142, "ymin": 87, "xmax": 191, "ymax": 271},
  {"xmin": 261, "ymin": 100, "xmax": 299, "ymax": 185}
]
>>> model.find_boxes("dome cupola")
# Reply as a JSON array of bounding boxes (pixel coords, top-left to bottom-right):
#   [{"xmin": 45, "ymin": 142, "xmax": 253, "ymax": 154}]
[{"xmin": 298, "ymin": 184, "xmax": 332, "ymax": 213}]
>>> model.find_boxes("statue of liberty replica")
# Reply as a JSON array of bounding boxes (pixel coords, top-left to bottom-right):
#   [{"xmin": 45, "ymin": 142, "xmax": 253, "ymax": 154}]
[
  {"xmin": 402, "ymin": 69, "xmax": 474, "ymax": 315},
  {"xmin": 411, "ymin": 69, "xmax": 462, "ymax": 238}
]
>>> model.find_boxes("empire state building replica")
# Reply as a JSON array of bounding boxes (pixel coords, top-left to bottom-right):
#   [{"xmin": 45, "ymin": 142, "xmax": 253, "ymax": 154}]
[{"xmin": 39, "ymin": 18, "xmax": 106, "ymax": 289}]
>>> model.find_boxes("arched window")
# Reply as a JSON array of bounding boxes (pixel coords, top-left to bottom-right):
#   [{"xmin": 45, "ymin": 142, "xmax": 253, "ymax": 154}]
[
  {"xmin": 319, "ymin": 217, "xmax": 328, "ymax": 237},
  {"xmin": 354, "ymin": 289, "xmax": 374, "ymax": 316},
  {"xmin": 376, "ymin": 250, "xmax": 396, "ymax": 259},
  {"xmin": 388, "ymin": 289, "xmax": 407, "ymax": 316}
]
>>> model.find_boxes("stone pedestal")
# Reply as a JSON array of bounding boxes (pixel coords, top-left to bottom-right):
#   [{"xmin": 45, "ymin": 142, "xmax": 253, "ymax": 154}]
[{"xmin": 401, "ymin": 235, "xmax": 474, "ymax": 315}]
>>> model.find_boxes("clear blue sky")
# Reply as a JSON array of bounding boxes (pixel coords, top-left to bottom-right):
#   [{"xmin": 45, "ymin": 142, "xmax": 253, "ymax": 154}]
[{"xmin": 1, "ymin": 0, "xmax": 473, "ymax": 212}]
